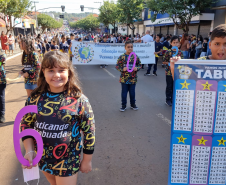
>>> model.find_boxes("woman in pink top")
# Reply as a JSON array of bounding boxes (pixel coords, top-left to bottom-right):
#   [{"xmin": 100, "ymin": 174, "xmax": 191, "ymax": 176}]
[{"xmin": 8, "ymin": 34, "xmax": 14, "ymax": 55}]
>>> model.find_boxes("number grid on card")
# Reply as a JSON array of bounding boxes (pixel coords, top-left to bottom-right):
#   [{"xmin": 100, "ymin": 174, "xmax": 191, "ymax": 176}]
[
  {"xmin": 174, "ymin": 90, "xmax": 194, "ymax": 132},
  {"xmin": 171, "ymin": 144, "xmax": 190, "ymax": 183},
  {"xmin": 194, "ymin": 91, "xmax": 216, "ymax": 134},
  {"xmin": 214, "ymin": 92, "xmax": 226, "ymax": 134}
]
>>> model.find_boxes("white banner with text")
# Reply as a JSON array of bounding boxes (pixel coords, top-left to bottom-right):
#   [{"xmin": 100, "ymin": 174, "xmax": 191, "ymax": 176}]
[{"xmin": 72, "ymin": 41, "xmax": 155, "ymax": 65}]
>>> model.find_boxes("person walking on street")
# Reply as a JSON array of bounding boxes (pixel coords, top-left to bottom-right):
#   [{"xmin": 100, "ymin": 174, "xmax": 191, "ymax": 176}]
[
  {"xmin": 144, "ymin": 34, "xmax": 163, "ymax": 76},
  {"xmin": 0, "ymin": 31, "xmax": 9, "ymax": 55},
  {"xmin": 180, "ymin": 33, "xmax": 190, "ymax": 59},
  {"xmin": 8, "ymin": 34, "xmax": 14, "ymax": 55},
  {"xmin": 0, "ymin": 52, "xmax": 7, "ymax": 123},
  {"xmin": 19, "ymin": 37, "xmax": 41, "ymax": 97}
]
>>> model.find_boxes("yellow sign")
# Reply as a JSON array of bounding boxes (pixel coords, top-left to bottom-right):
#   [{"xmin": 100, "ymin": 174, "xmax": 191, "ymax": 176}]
[{"xmin": 22, "ymin": 19, "xmax": 36, "ymax": 28}]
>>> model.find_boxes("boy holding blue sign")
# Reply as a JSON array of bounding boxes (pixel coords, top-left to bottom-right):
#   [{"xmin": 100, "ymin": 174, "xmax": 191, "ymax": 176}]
[
  {"xmin": 163, "ymin": 36, "xmax": 183, "ymax": 106},
  {"xmin": 170, "ymin": 24, "xmax": 226, "ymax": 79},
  {"xmin": 116, "ymin": 41, "xmax": 141, "ymax": 112}
]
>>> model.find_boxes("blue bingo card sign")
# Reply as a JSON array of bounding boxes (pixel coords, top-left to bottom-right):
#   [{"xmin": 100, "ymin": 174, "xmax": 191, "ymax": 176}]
[{"xmin": 168, "ymin": 60, "xmax": 226, "ymax": 185}]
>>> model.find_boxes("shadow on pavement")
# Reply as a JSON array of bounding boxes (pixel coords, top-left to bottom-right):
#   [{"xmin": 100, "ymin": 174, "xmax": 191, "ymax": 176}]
[
  {"xmin": 0, "ymin": 121, "xmax": 14, "ymax": 128},
  {"xmin": 6, "ymin": 95, "xmax": 27, "ymax": 103}
]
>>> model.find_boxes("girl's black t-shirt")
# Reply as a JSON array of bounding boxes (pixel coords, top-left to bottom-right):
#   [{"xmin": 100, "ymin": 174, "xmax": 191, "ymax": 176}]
[{"xmin": 21, "ymin": 91, "xmax": 95, "ymax": 176}]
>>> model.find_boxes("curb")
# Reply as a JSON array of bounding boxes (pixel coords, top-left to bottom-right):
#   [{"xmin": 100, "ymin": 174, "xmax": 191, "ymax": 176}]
[{"xmin": 6, "ymin": 52, "xmax": 23, "ymax": 61}]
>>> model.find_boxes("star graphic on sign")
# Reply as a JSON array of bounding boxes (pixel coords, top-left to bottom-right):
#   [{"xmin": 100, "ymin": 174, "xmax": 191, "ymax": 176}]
[
  {"xmin": 223, "ymin": 85, "xmax": 226, "ymax": 91},
  {"xmin": 180, "ymin": 80, "xmax": 191, "ymax": 89},
  {"xmin": 197, "ymin": 136, "xmax": 208, "ymax": 145},
  {"xmin": 177, "ymin": 135, "xmax": 187, "ymax": 144},
  {"xmin": 217, "ymin": 137, "xmax": 226, "ymax": 146},
  {"xmin": 201, "ymin": 81, "xmax": 213, "ymax": 90}
]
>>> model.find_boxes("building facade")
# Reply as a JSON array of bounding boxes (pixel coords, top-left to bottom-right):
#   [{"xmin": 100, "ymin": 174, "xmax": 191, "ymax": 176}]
[{"xmin": 143, "ymin": 8, "xmax": 215, "ymax": 37}]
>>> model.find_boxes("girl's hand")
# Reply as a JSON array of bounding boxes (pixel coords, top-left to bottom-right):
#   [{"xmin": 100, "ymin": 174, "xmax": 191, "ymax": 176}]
[
  {"xmin": 22, "ymin": 151, "xmax": 37, "ymax": 169},
  {"xmin": 23, "ymin": 72, "xmax": 29, "ymax": 78},
  {"xmin": 80, "ymin": 160, "xmax": 92, "ymax": 173},
  {"xmin": 123, "ymin": 67, "xmax": 127, "ymax": 71},
  {"xmin": 133, "ymin": 67, "xmax": 137, "ymax": 71},
  {"xmin": 170, "ymin": 56, "xmax": 181, "ymax": 80}
]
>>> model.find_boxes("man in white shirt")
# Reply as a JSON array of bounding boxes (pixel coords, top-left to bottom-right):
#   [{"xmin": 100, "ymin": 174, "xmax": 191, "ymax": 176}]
[
  {"xmin": 140, "ymin": 30, "xmax": 154, "ymax": 68},
  {"xmin": 141, "ymin": 30, "xmax": 153, "ymax": 43}
]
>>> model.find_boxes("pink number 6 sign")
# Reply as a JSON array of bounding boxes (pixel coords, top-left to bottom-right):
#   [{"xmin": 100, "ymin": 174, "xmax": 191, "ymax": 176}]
[
  {"xmin": 126, "ymin": 52, "xmax": 137, "ymax": 73},
  {"xmin": 13, "ymin": 105, "xmax": 43, "ymax": 166}
]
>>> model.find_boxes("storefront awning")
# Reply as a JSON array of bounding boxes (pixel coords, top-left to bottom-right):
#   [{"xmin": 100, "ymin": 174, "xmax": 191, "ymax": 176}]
[
  {"xmin": 144, "ymin": 13, "xmax": 214, "ymax": 27},
  {"xmin": 146, "ymin": 20, "xmax": 200, "ymax": 27}
]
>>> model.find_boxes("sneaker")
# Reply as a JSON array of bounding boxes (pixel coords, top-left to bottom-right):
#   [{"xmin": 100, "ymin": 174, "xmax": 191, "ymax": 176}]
[
  {"xmin": 120, "ymin": 106, "xmax": 126, "ymax": 112},
  {"xmin": 165, "ymin": 100, "xmax": 172, "ymax": 106},
  {"xmin": 130, "ymin": 104, "xmax": 138, "ymax": 110},
  {"xmin": 0, "ymin": 115, "xmax": 5, "ymax": 123},
  {"xmin": 100, "ymin": 65, "xmax": 103, "ymax": 68},
  {"xmin": 144, "ymin": 73, "xmax": 151, "ymax": 76},
  {"xmin": 152, "ymin": 72, "xmax": 157, "ymax": 76}
]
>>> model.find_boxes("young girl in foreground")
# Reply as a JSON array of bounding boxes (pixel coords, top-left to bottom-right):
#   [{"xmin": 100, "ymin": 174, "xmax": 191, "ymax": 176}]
[{"xmin": 20, "ymin": 51, "xmax": 95, "ymax": 185}]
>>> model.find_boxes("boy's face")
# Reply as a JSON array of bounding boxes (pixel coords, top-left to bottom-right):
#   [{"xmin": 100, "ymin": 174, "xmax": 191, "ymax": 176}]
[
  {"xmin": 125, "ymin": 44, "xmax": 133, "ymax": 54},
  {"xmin": 156, "ymin": 36, "xmax": 160, "ymax": 42},
  {"xmin": 209, "ymin": 37, "xmax": 226, "ymax": 60}
]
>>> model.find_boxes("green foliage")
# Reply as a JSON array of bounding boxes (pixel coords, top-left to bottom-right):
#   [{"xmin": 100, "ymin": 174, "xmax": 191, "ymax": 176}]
[
  {"xmin": 146, "ymin": 0, "xmax": 218, "ymax": 33},
  {"xmin": 98, "ymin": 1, "xmax": 119, "ymax": 29},
  {"xmin": 0, "ymin": 0, "xmax": 33, "ymax": 33},
  {"xmin": 37, "ymin": 13, "xmax": 63, "ymax": 33},
  {"xmin": 117, "ymin": 0, "xmax": 144, "ymax": 35},
  {"xmin": 69, "ymin": 15, "xmax": 100, "ymax": 31}
]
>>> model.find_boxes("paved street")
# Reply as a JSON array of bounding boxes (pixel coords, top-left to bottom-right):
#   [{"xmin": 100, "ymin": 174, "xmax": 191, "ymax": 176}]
[{"xmin": 0, "ymin": 55, "xmax": 173, "ymax": 185}]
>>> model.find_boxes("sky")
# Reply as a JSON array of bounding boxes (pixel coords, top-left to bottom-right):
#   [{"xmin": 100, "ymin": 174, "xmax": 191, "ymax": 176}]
[{"xmin": 32, "ymin": 0, "xmax": 117, "ymax": 14}]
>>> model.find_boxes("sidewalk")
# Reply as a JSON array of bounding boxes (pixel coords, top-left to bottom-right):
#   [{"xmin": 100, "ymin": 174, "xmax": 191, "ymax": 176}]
[{"xmin": 0, "ymin": 53, "xmax": 46, "ymax": 185}]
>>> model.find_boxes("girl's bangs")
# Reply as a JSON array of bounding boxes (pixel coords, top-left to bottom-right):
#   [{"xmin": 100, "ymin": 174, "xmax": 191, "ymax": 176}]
[{"xmin": 42, "ymin": 54, "xmax": 69, "ymax": 69}]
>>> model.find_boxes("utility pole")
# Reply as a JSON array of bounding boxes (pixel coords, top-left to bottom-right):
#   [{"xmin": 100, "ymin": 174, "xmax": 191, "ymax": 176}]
[{"xmin": 32, "ymin": 1, "xmax": 39, "ymax": 33}]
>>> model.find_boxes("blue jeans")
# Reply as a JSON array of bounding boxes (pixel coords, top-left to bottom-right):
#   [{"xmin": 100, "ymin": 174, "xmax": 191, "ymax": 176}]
[
  {"xmin": 25, "ymin": 83, "xmax": 37, "ymax": 90},
  {"xmin": 121, "ymin": 83, "xmax": 136, "ymax": 106},
  {"xmin": 195, "ymin": 49, "xmax": 202, "ymax": 59},
  {"xmin": 182, "ymin": 51, "xmax": 189, "ymax": 59},
  {"xmin": 147, "ymin": 57, "xmax": 158, "ymax": 74}
]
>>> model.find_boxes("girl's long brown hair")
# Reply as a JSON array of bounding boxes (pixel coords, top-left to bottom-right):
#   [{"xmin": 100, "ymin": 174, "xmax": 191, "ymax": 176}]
[
  {"xmin": 31, "ymin": 51, "xmax": 82, "ymax": 99},
  {"xmin": 21, "ymin": 37, "xmax": 37, "ymax": 65}
]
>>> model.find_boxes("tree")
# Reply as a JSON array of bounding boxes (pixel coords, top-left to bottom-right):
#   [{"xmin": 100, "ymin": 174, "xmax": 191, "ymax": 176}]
[
  {"xmin": 37, "ymin": 14, "xmax": 63, "ymax": 33},
  {"xmin": 0, "ymin": 0, "xmax": 33, "ymax": 34},
  {"xmin": 69, "ymin": 15, "xmax": 100, "ymax": 31},
  {"xmin": 117, "ymin": 0, "xmax": 144, "ymax": 36},
  {"xmin": 146, "ymin": 0, "xmax": 218, "ymax": 33},
  {"xmin": 99, "ymin": 1, "xmax": 119, "ymax": 33}
]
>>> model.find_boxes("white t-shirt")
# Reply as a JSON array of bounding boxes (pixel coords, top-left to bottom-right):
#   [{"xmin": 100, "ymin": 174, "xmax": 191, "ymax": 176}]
[
  {"xmin": 141, "ymin": 34, "xmax": 153, "ymax": 43},
  {"xmin": 48, "ymin": 36, "xmax": 52, "ymax": 42}
]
